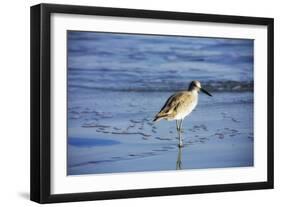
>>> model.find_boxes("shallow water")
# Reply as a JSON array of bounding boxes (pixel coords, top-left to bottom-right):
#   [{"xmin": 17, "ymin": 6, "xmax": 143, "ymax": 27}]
[
  {"xmin": 67, "ymin": 31, "xmax": 254, "ymax": 175},
  {"xmin": 67, "ymin": 91, "xmax": 253, "ymax": 175}
]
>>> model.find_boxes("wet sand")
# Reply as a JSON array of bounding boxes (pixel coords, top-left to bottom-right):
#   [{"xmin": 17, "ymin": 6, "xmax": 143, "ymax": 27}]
[{"xmin": 67, "ymin": 91, "xmax": 253, "ymax": 175}]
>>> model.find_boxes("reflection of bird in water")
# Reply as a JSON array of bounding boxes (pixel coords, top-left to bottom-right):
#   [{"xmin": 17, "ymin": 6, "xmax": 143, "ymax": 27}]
[
  {"xmin": 176, "ymin": 146, "xmax": 183, "ymax": 170},
  {"xmin": 153, "ymin": 80, "xmax": 212, "ymax": 147}
]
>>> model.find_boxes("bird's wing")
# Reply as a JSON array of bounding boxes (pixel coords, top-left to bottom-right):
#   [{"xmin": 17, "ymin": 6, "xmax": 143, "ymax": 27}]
[
  {"xmin": 159, "ymin": 93, "xmax": 177, "ymax": 112},
  {"xmin": 157, "ymin": 92, "xmax": 188, "ymax": 116}
]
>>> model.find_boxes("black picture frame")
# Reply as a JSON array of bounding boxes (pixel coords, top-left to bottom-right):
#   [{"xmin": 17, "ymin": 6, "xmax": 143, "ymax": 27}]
[{"xmin": 30, "ymin": 3, "xmax": 274, "ymax": 204}]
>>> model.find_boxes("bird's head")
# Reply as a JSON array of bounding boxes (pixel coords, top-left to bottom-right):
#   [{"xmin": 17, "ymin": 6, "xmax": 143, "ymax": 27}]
[{"xmin": 188, "ymin": 80, "xmax": 212, "ymax": 96}]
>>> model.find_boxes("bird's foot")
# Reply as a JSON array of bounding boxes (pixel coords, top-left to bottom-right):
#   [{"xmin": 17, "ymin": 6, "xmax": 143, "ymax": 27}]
[
  {"xmin": 176, "ymin": 129, "xmax": 184, "ymax": 134},
  {"xmin": 178, "ymin": 141, "xmax": 184, "ymax": 148}
]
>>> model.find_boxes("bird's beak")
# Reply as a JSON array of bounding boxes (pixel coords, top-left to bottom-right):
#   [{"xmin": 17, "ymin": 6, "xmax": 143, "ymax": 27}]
[{"xmin": 201, "ymin": 87, "xmax": 212, "ymax": 96}]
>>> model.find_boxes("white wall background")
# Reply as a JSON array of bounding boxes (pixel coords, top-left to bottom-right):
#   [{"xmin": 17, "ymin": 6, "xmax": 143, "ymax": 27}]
[{"xmin": 0, "ymin": 0, "xmax": 279, "ymax": 206}]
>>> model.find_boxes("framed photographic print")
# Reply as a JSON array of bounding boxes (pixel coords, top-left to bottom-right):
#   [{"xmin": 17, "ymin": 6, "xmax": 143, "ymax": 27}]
[{"xmin": 30, "ymin": 3, "xmax": 274, "ymax": 203}]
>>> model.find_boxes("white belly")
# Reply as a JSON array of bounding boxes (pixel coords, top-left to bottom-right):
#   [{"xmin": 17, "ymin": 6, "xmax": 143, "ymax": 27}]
[{"xmin": 174, "ymin": 97, "xmax": 198, "ymax": 120}]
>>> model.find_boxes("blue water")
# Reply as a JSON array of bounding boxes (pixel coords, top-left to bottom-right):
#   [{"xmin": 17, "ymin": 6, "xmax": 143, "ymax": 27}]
[
  {"xmin": 67, "ymin": 31, "xmax": 254, "ymax": 175},
  {"xmin": 68, "ymin": 31, "xmax": 253, "ymax": 93}
]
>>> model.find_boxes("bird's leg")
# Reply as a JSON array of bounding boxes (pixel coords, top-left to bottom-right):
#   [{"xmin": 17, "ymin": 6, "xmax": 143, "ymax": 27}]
[
  {"xmin": 179, "ymin": 119, "xmax": 184, "ymax": 133},
  {"xmin": 176, "ymin": 120, "xmax": 182, "ymax": 147},
  {"xmin": 176, "ymin": 120, "xmax": 179, "ymax": 132},
  {"xmin": 178, "ymin": 119, "xmax": 184, "ymax": 147}
]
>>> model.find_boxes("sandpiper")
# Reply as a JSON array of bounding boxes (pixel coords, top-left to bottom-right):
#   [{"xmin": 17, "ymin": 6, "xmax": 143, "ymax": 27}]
[{"xmin": 153, "ymin": 80, "xmax": 212, "ymax": 147}]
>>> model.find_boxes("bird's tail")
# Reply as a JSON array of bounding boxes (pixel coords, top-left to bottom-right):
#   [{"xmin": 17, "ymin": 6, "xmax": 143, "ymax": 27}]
[
  {"xmin": 153, "ymin": 116, "xmax": 161, "ymax": 122},
  {"xmin": 153, "ymin": 114, "xmax": 168, "ymax": 122}
]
